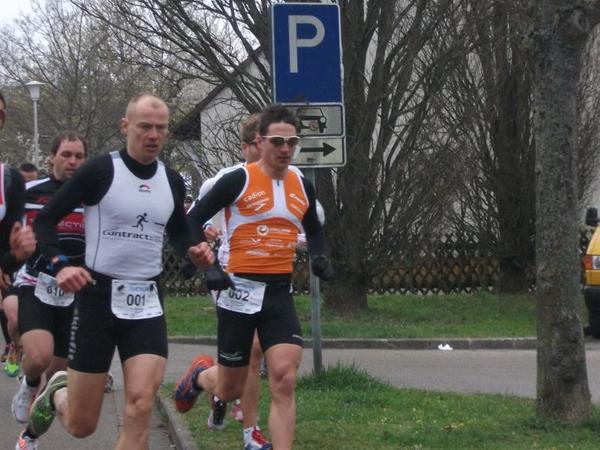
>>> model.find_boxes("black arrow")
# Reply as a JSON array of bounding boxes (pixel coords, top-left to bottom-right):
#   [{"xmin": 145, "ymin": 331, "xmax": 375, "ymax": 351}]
[{"xmin": 300, "ymin": 143, "xmax": 336, "ymax": 157}]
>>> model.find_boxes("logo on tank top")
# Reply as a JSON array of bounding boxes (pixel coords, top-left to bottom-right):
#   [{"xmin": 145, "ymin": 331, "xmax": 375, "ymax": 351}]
[
  {"xmin": 132, "ymin": 213, "xmax": 148, "ymax": 231},
  {"xmin": 257, "ymin": 224, "xmax": 269, "ymax": 236},
  {"xmin": 138, "ymin": 184, "xmax": 151, "ymax": 193}
]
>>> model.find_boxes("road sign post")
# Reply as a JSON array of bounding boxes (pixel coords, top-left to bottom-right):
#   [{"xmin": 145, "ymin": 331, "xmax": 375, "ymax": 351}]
[{"xmin": 271, "ymin": 2, "xmax": 345, "ymax": 373}]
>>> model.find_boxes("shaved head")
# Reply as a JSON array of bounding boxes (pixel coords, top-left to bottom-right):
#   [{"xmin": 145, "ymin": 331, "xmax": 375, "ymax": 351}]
[{"xmin": 125, "ymin": 93, "xmax": 168, "ymax": 120}]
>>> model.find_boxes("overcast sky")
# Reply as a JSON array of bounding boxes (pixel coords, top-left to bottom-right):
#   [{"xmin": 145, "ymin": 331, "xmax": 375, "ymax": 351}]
[{"xmin": 0, "ymin": 0, "xmax": 42, "ymax": 25}]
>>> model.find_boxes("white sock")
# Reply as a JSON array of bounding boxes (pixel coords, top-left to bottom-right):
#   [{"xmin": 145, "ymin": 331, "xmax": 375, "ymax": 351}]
[{"xmin": 243, "ymin": 426, "xmax": 257, "ymax": 445}]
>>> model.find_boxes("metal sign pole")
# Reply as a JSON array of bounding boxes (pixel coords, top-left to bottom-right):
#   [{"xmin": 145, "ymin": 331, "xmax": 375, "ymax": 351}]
[{"xmin": 305, "ymin": 168, "xmax": 323, "ymax": 373}]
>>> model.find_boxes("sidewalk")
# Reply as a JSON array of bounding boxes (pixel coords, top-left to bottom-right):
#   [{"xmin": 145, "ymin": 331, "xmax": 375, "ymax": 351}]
[{"xmin": 0, "ymin": 356, "xmax": 172, "ymax": 449}]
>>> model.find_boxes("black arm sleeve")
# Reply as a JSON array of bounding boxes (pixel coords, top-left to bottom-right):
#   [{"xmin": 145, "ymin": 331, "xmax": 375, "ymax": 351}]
[
  {"xmin": 301, "ymin": 178, "xmax": 328, "ymax": 257},
  {"xmin": 0, "ymin": 167, "xmax": 26, "ymax": 273},
  {"xmin": 186, "ymin": 168, "xmax": 247, "ymax": 243},
  {"xmin": 33, "ymin": 154, "xmax": 113, "ymax": 267},
  {"xmin": 165, "ymin": 167, "xmax": 196, "ymax": 256}
]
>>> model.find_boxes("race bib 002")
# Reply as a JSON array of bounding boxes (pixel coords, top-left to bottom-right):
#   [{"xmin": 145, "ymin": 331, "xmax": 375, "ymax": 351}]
[{"xmin": 216, "ymin": 275, "xmax": 266, "ymax": 314}]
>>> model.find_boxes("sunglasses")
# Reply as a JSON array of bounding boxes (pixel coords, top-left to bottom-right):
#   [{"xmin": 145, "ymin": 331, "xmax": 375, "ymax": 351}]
[{"xmin": 262, "ymin": 135, "xmax": 300, "ymax": 147}]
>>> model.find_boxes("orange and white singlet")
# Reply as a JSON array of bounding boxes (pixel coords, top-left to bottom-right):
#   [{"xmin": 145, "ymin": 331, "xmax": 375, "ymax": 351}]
[{"xmin": 225, "ymin": 163, "xmax": 309, "ymax": 274}]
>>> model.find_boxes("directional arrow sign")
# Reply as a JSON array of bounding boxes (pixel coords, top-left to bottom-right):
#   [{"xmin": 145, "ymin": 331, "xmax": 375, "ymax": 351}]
[
  {"xmin": 294, "ymin": 137, "xmax": 345, "ymax": 168},
  {"xmin": 300, "ymin": 142, "xmax": 336, "ymax": 157}
]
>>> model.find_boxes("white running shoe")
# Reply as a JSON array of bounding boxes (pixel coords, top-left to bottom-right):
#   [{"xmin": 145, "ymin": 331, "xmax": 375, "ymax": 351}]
[
  {"xmin": 11, "ymin": 377, "xmax": 38, "ymax": 423},
  {"xmin": 104, "ymin": 371, "xmax": 114, "ymax": 393},
  {"xmin": 207, "ymin": 396, "xmax": 227, "ymax": 431},
  {"xmin": 15, "ymin": 431, "xmax": 38, "ymax": 450}
]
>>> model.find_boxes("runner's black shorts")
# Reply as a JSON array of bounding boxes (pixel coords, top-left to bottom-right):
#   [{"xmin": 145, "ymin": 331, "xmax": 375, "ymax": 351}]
[
  {"xmin": 68, "ymin": 270, "xmax": 168, "ymax": 373},
  {"xmin": 18, "ymin": 285, "xmax": 74, "ymax": 358},
  {"xmin": 216, "ymin": 273, "xmax": 303, "ymax": 367},
  {"xmin": 1, "ymin": 284, "xmax": 19, "ymax": 300}
]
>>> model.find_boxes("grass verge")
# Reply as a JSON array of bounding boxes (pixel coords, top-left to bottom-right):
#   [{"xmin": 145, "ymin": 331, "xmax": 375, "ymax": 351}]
[
  {"xmin": 165, "ymin": 291, "xmax": 537, "ymax": 338},
  {"xmin": 163, "ymin": 365, "xmax": 600, "ymax": 450}
]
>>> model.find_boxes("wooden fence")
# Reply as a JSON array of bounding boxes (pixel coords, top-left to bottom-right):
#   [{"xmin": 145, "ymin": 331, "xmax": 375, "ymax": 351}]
[{"xmin": 161, "ymin": 229, "xmax": 594, "ymax": 296}]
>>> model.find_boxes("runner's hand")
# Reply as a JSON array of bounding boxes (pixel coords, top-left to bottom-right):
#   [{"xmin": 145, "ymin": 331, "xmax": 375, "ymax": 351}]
[
  {"xmin": 203, "ymin": 225, "xmax": 221, "ymax": 243},
  {"xmin": 9, "ymin": 223, "xmax": 36, "ymax": 262},
  {"xmin": 56, "ymin": 266, "xmax": 94, "ymax": 293},
  {"xmin": 188, "ymin": 242, "xmax": 215, "ymax": 268}
]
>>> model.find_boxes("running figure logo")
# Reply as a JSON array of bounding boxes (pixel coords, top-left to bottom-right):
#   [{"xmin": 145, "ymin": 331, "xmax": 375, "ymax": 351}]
[{"xmin": 133, "ymin": 213, "xmax": 148, "ymax": 231}]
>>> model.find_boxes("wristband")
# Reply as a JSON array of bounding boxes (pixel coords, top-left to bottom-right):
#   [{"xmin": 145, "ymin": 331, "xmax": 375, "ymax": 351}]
[{"xmin": 47, "ymin": 254, "xmax": 69, "ymax": 273}]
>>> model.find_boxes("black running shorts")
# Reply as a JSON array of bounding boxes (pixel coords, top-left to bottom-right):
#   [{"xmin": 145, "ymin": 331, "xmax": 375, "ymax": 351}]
[
  {"xmin": 67, "ymin": 272, "xmax": 168, "ymax": 373},
  {"xmin": 18, "ymin": 285, "xmax": 74, "ymax": 358},
  {"xmin": 1, "ymin": 285, "xmax": 19, "ymax": 299},
  {"xmin": 216, "ymin": 276, "xmax": 303, "ymax": 367}
]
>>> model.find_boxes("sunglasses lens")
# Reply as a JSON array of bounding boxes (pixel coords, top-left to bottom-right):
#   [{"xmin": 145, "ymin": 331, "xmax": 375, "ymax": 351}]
[
  {"xmin": 269, "ymin": 137, "xmax": 285, "ymax": 146},
  {"xmin": 288, "ymin": 137, "xmax": 299, "ymax": 147}
]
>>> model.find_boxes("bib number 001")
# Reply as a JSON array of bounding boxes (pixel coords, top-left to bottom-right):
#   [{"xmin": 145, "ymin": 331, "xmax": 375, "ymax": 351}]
[
  {"xmin": 126, "ymin": 294, "xmax": 146, "ymax": 307},
  {"xmin": 111, "ymin": 280, "xmax": 162, "ymax": 320}
]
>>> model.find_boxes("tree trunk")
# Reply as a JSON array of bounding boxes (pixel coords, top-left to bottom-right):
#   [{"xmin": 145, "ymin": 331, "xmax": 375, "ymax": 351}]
[
  {"xmin": 323, "ymin": 267, "xmax": 369, "ymax": 316},
  {"xmin": 531, "ymin": 1, "xmax": 593, "ymax": 422}
]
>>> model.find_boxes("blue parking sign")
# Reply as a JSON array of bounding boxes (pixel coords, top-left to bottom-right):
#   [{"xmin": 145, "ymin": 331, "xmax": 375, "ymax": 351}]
[{"xmin": 271, "ymin": 3, "xmax": 343, "ymax": 103}]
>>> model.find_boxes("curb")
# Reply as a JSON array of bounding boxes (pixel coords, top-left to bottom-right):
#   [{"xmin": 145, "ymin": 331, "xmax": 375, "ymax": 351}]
[
  {"xmin": 169, "ymin": 336, "xmax": 538, "ymax": 350},
  {"xmin": 156, "ymin": 392, "xmax": 198, "ymax": 450}
]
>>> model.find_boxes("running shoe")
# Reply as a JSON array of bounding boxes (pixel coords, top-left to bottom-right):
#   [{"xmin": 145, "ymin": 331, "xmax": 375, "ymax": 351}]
[
  {"xmin": 207, "ymin": 396, "xmax": 227, "ymax": 430},
  {"xmin": 231, "ymin": 399, "xmax": 244, "ymax": 422},
  {"xmin": 259, "ymin": 359, "xmax": 268, "ymax": 379},
  {"xmin": 1, "ymin": 343, "xmax": 9, "ymax": 362},
  {"xmin": 15, "ymin": 431, "xmax": 38, "ymax": 450},
  {"xmin": 104, "ymin": 371, "xmax": 114, "ymax": 393},
  {"xmin": 12, "ymin": 376, "xmax": 38, "ymax": 423},
  {"xmin": 28, "ymin": 370, "xmax": 67, "ymax": 436},
  {"xmin": 244, "ymin": 427, "xmax": 272, "ymax": 450},
  {"xmin": 4, "ymin": 343, "xmax": 22, "ymax": 378},
  {"xmin": 174, "ymin": 354, "xmax": 214, "ymax": 413}
]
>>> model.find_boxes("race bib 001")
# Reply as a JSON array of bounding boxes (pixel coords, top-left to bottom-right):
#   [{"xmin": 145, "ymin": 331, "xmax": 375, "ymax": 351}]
[
  {"xmin": 34, "ymin": 272, "xmax": 75, "ymax": 307},
  {"xmin": 111, "ymin": 280, "xmax": 162, "ymax": 320},
  {"xmin": 216, "ymin": 275, "xmax": 266, "ymax": 314}
]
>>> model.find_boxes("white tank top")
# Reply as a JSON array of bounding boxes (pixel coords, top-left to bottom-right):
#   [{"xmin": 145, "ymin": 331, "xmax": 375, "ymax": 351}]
[{"xmin": 84, "ymin": 152, "xmax": 174, "ymax": 279}]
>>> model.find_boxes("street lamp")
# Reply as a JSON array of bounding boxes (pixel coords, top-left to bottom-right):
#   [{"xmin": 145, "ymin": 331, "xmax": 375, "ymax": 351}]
[{"xmin": 25, "ymin": 80, "xmax": 44, "ymax": 167}]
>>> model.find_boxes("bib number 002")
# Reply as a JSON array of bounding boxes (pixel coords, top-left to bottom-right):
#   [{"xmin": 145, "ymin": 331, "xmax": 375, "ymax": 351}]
[
  {"xmin": 226, "ymin": 288, "xmax": 250, "ymax": 302},
  {"xmin": 216, "ymin": 276, "xmax": 266, "ymax": 314}
]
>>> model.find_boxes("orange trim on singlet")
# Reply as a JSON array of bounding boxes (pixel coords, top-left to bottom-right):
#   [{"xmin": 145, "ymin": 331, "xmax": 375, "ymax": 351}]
[{"xmin": 226, "ymin": 163, "xmax": 308, "ymax": 274}]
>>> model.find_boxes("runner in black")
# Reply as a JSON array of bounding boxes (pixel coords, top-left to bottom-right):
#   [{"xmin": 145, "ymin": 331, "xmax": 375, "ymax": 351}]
[
  {"xmin": 23, "ymin": 93, "xmax": 214, "ymax": 450},
  {"xmin": 11, "ymin": 132, "xmax": 87, "ymax": 434}
]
